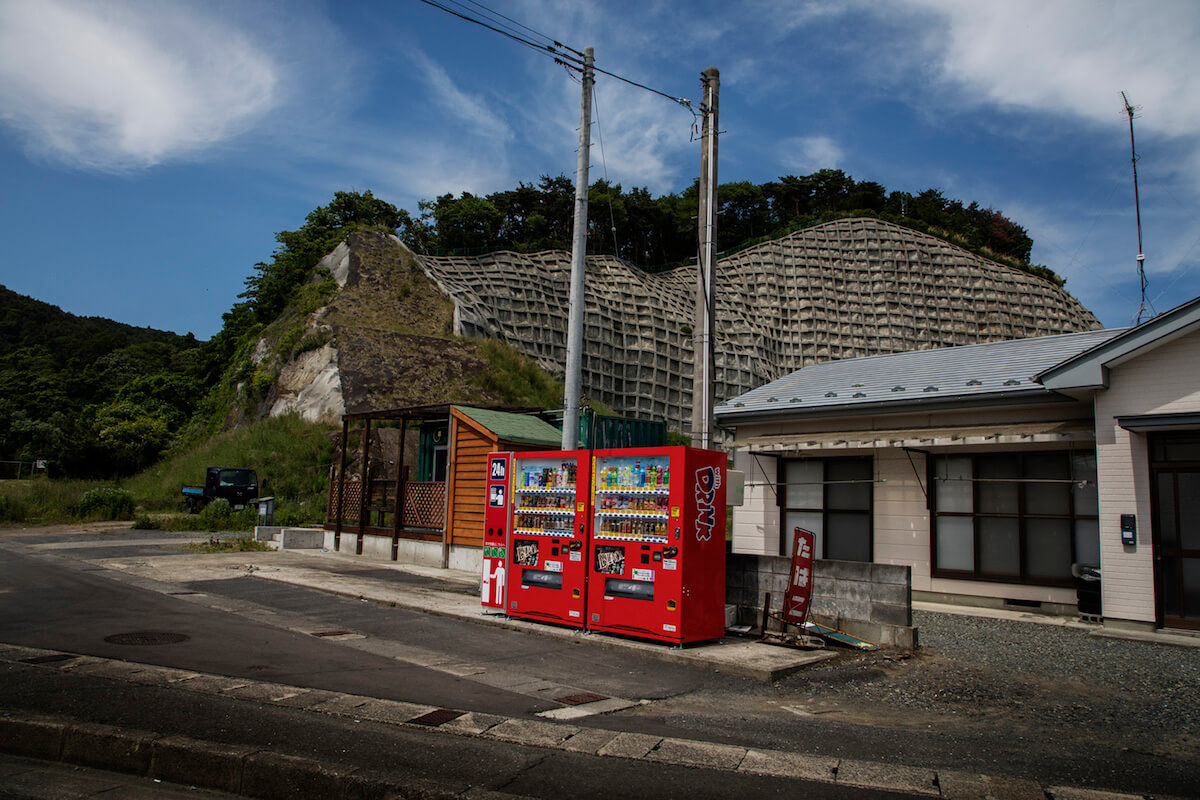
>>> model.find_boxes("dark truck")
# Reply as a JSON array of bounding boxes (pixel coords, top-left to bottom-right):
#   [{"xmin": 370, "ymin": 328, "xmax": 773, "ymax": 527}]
[{"xmin": 181, "ymin": 467, "xmax": 259, "ymax": 514}]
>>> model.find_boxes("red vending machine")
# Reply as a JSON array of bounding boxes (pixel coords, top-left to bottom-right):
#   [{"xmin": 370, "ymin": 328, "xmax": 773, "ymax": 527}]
[
  {"xmin": 587, "ymin": 446, "xmax": 726, "ymax": 645},
  {"xmin": 481, "ymin": 452, "xmax": 512, "ymax": 611},
  {"xmin": 506, "ymin": 450, "xmax": 590, "ymax": 628}
]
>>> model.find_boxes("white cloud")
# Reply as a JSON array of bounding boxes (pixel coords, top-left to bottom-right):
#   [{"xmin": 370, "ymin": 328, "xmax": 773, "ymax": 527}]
[
  {"xmin": 0, "ymin": 0, "xmax": 280, "ymax": 171},
  {"xmin": 407, "ymin": 47, "xmax": 515, "ymax": 142},
  {"xmin": 901, "ymin": 0, "xmax": 1200, "ymax": 139},
  {"xmin": 778, "ymin": 135, "xmax": 844, "ymax": 174}
]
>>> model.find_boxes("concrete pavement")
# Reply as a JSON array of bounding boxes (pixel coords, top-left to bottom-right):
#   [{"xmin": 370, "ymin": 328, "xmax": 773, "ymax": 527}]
[{"xmin": 1, "ymin": 641, "xmax": 1169, "ymax": 800}]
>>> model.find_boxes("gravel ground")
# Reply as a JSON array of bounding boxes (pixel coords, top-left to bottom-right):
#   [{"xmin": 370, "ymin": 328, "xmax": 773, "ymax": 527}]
[{"xmin": 798, "ymin": 610, "xmax": 1200, "ymax": 759}]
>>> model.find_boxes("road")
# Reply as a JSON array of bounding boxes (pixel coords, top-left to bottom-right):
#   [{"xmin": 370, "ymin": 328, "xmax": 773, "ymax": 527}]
[{"xmin": 0, "ymin": 524, "xmax": 1195, "ymax": 798}]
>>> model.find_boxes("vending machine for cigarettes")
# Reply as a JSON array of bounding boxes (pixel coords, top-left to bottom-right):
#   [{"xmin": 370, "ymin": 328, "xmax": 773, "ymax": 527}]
[
  {"xmin": 587, "ymin": 446, "xmax": 727, "ymax": 644},
  {"xmin": 505, "ymin": 449, "xmax": 591, "ymax": 628}
]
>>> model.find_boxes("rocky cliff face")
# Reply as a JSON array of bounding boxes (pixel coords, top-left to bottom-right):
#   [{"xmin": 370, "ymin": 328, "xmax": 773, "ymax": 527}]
[
  {"xmin": 255, "ymin": 219, "xmax": 1101, "ymax": 434},
  {"xmin": 242, "ymin": 231, "xmax": 548, "ymax": 425}
]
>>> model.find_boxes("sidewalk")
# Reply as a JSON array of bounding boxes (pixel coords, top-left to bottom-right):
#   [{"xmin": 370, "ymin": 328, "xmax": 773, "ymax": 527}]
[{"xmin": 101, "ymin": 545, "xmax": 838, "ymax": 683}]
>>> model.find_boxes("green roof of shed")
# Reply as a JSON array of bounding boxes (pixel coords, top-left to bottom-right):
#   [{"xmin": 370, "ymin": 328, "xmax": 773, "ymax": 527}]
[{"xmin": 453, "ymin": 406, "xmax": 562, "ymax": 448}]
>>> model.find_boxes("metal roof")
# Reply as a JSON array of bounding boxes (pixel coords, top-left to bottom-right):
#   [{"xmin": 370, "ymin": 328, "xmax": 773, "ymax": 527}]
[
  {"xmin": 452, "ymin": 405, "xmax": 563, "ymax": 447},
  {"xmin": 715, "ymin": 328, "xmax": 1126, "ymax": 423}
]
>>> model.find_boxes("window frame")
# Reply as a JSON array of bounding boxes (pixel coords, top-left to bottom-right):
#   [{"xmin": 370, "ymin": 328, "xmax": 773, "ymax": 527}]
[
  {"xmin": 778, "ymin": 455, "xmax": 874, "ymax": 563},
  {"xmin": 930, "ymin": 450, "xmax": 1098, "ymax": 587}
]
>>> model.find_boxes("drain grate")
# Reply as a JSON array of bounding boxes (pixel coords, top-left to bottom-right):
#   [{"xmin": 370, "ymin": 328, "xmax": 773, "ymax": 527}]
[
  {"xmin": 104, "ymin": 632, "xmax": 190, "ymax": 646},
  {"xmin": 408, "ymin": 709, "xmax": 465, "ymax": 727},
  {"xmin": 20, "ymin": 654, "xmax": 78, "ymax": 665},
  {"xmin": 555, "ymin": 692, "xmax": 608, "ymax": 706}
]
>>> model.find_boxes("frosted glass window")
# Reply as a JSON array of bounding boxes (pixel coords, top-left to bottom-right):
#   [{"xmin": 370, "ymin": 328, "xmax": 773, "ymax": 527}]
[
  {"xmin": 979, "ymin": 517, "xmax": 1020, "ymax": 576},
  {"xmin": 977, "ymin": 455, "xmax": 1019, "ymax": 514},
  {"xmin": 1025, "ymin": 518, "xmax": 1072, "ymax": 579},
  {"xmin": 936, "ymin": 516, "xmax": 974, "ymax": 571},
  {"xmin": 1071, "ymin": 453, "xmax": 1098, "ymax": 516},
  {"xmin": 1180, "ymin": 473, "xmax": 1200, "ymax": 550},
  {"xmin": 1074, "ymin": 519, "xmax": 1100, "ymax": 566},
  {"xmin": 825, "ymin": 512, "xmax": 871, "ymax": 562},
  {"xmin": 827, "ymin": 459, "xmax": 871, "ymax": 510},
  {"xmin": 1024, "ymin": 456, "xmax": 1070, "ymax": 516},
  {"xmin": 784, "ymin": 511, "xmax": 823, "ymax": 559},
  {"xmin": 784, "ymin": 461, "xmax": 823, "ymax": 509},
  {"xmin": 1156, "ymin": 473, "xmax": 1177, "ymax": 548},
  {"xmin": 936, "ymin": 456, "xmax": 973, "ymax": 513}
]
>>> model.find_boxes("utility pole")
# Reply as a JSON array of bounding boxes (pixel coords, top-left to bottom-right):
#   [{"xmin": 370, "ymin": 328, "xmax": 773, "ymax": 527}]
[
  {"xmin": 691, "ymin": 67, "xmax": 719, "ymax": 450},
  {"xmin": 562, "ymin": 47, "xmax": 594, "ymax": 449}
]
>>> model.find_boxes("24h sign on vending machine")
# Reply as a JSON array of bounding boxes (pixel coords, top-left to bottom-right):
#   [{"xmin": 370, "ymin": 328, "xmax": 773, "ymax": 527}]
[
  {"xmin": 586, "ymin": 446, "xmax": 726, "ymax": 644},
  {"xmin": 481, "ymin": 453, "xmax": 512, "ymax": 611}
]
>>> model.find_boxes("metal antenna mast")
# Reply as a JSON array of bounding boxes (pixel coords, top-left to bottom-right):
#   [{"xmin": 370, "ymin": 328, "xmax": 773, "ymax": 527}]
[{"xmin": 1122, "ymin": 91, "xmax": 1153, "ymax": 324}]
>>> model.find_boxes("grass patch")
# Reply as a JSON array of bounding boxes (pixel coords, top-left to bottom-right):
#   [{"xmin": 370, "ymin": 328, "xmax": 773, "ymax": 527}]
[
  {"xmin": 126, "ymin": 414, "xmax": 334, "ymax": 523},
  {"xmin": 0, "ymin": 478, "xmax": 132, "ymax": 525},
  {"xmin": 475, "ymin": 340, "xmax": 564, "ymax": 408},
  {"xmin": 183, "ymin": 534, "xmax": 271, "ymax": 553}
]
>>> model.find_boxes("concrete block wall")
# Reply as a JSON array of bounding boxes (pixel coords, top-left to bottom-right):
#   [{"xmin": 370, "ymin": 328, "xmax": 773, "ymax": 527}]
[{"xmin": 727, "ymin": 553, "xmax": 916, "ymax": 650}]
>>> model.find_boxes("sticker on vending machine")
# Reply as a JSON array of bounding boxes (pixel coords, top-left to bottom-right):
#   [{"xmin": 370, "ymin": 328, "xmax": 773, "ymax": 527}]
[
  {"xmin": 662, "ymin": 623, "xmax": 677, "ymax": 632},
  {"xmin": 662, "ymin": 558, "xmax": 676, "ymax": 570},
  {"xmin": 632, "ymin": 568, "xmax": 655, "ymax": 582},
  {"xmin": 513, "ymin": 539, "xmax": 539, "ymax": 566},
  {"xmin": 569, "ymin": 551, "xmax": 582, "ymax": 562},
  {"xmin": 594, "ymin": 545, "xmax": 625, "ymax": 575},
  {"xmin": 545, "ymin": 560, "xmax": 563, "ymax": 572}
]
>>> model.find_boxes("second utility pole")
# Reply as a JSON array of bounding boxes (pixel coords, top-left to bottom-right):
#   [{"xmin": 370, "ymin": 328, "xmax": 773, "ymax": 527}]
[
  {"xmin": 562, "ymin": 47, "xmax": 594, "ymax": 449},
  {"xmin": 692, "ymin": 67, "xmax": 719, "ymax": 449}
]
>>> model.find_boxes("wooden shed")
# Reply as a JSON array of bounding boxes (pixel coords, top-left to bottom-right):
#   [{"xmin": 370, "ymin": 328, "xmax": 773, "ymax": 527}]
[{"xmin": 444, "ymin": 405, "xmax": 562, "ymax": 550}]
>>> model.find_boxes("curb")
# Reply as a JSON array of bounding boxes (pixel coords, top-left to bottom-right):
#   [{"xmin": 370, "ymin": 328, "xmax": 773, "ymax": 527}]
[{"xmin": 0, "ymin": 644, "xmax": 1174, "ymax": 800}]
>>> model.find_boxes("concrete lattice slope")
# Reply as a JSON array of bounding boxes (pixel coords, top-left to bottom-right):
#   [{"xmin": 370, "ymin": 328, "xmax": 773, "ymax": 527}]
[{"xmin": 417, "ymin": 217, "xmax": 1100, "ymax": 434}]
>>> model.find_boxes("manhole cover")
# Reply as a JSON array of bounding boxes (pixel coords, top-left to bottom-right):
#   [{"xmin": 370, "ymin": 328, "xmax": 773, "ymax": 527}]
[{"xmin": 103, "ymin": 632, "xmax": 190, "ymax": 646}]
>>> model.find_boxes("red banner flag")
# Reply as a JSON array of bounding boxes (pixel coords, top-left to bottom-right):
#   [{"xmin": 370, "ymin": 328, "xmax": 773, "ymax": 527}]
[{"xmin": 784, "ymin": 527, "xmax": 815, "ymax": 626}]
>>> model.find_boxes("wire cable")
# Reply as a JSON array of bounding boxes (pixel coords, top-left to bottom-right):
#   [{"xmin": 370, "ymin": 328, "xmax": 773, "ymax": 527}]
[
  {"xmin": 415, "ymin": 0, "xmax": 584, "ymax": 68},
  {"xmin": 414, "ymin": 0, "xmax": 691, "ymax": 110},
  {"xmin": 591, "ymin": 85, "xmax": 622, "ymax": 258},
  {"xmin": 458, "ymin": 0, "xmax": 584, "ymax": 57}
]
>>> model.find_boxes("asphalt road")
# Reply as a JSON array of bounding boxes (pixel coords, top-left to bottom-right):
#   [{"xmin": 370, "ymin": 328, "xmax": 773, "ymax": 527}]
[{"xmin": 0, "ymin": 526, "xmax": 1196, "ymax": 798}]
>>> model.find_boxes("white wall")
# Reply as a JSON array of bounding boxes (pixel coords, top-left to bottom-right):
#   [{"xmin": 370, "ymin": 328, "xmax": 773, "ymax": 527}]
[
  {"xmin": 1094, "ymin": 329, "xmax": 1200, "ymax": 623},
  {"xmin": 732, "ymin": 448, "xmax": 780, "ymax": 555}
]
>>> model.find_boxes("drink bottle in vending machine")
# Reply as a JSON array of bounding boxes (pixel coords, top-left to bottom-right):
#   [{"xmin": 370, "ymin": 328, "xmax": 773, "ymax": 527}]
[
  {"xmin": 587, "ymin": 446, "xmax": 726, "ymax": 644},
  {"xmin": 505, "ymin": 450, "xmax": 590, "ymax": 627},
  {"xmin": 481, "ymin": 453, "xmax": 512, "ymax": 611}
]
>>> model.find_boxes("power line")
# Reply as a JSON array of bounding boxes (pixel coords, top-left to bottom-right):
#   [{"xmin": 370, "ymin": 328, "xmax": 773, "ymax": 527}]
[
  {"xmin": 415, "ymin": 0, "xmax": 584, "ymax": 68},
  {"xmin": 458, "ymin": 0, "xmax": 584, "ymax": 57},
  {"xmin": 415, "ymin": 0, "xmax": 693, "ymax": 110}
]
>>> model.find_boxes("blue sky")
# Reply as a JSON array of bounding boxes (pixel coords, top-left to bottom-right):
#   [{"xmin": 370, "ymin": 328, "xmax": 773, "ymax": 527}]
[{"xmin": 1, "ymin": 0, "xmax": 1197, "ymax": 339}]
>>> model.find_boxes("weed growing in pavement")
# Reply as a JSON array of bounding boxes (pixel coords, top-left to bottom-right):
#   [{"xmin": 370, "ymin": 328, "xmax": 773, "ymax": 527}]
[{"xmin": 183, "ymin": 535, "xmax": 271, "ymax": 553}]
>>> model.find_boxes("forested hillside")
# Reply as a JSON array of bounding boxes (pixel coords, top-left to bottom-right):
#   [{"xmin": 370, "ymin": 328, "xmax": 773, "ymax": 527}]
[
  {"xmin": 402, "ymin": 169, "xmax": 1056, "ymax": 284},
  {"xmin": 0, "ymin": 286, "xmax": 203, "ymax": 476}
]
